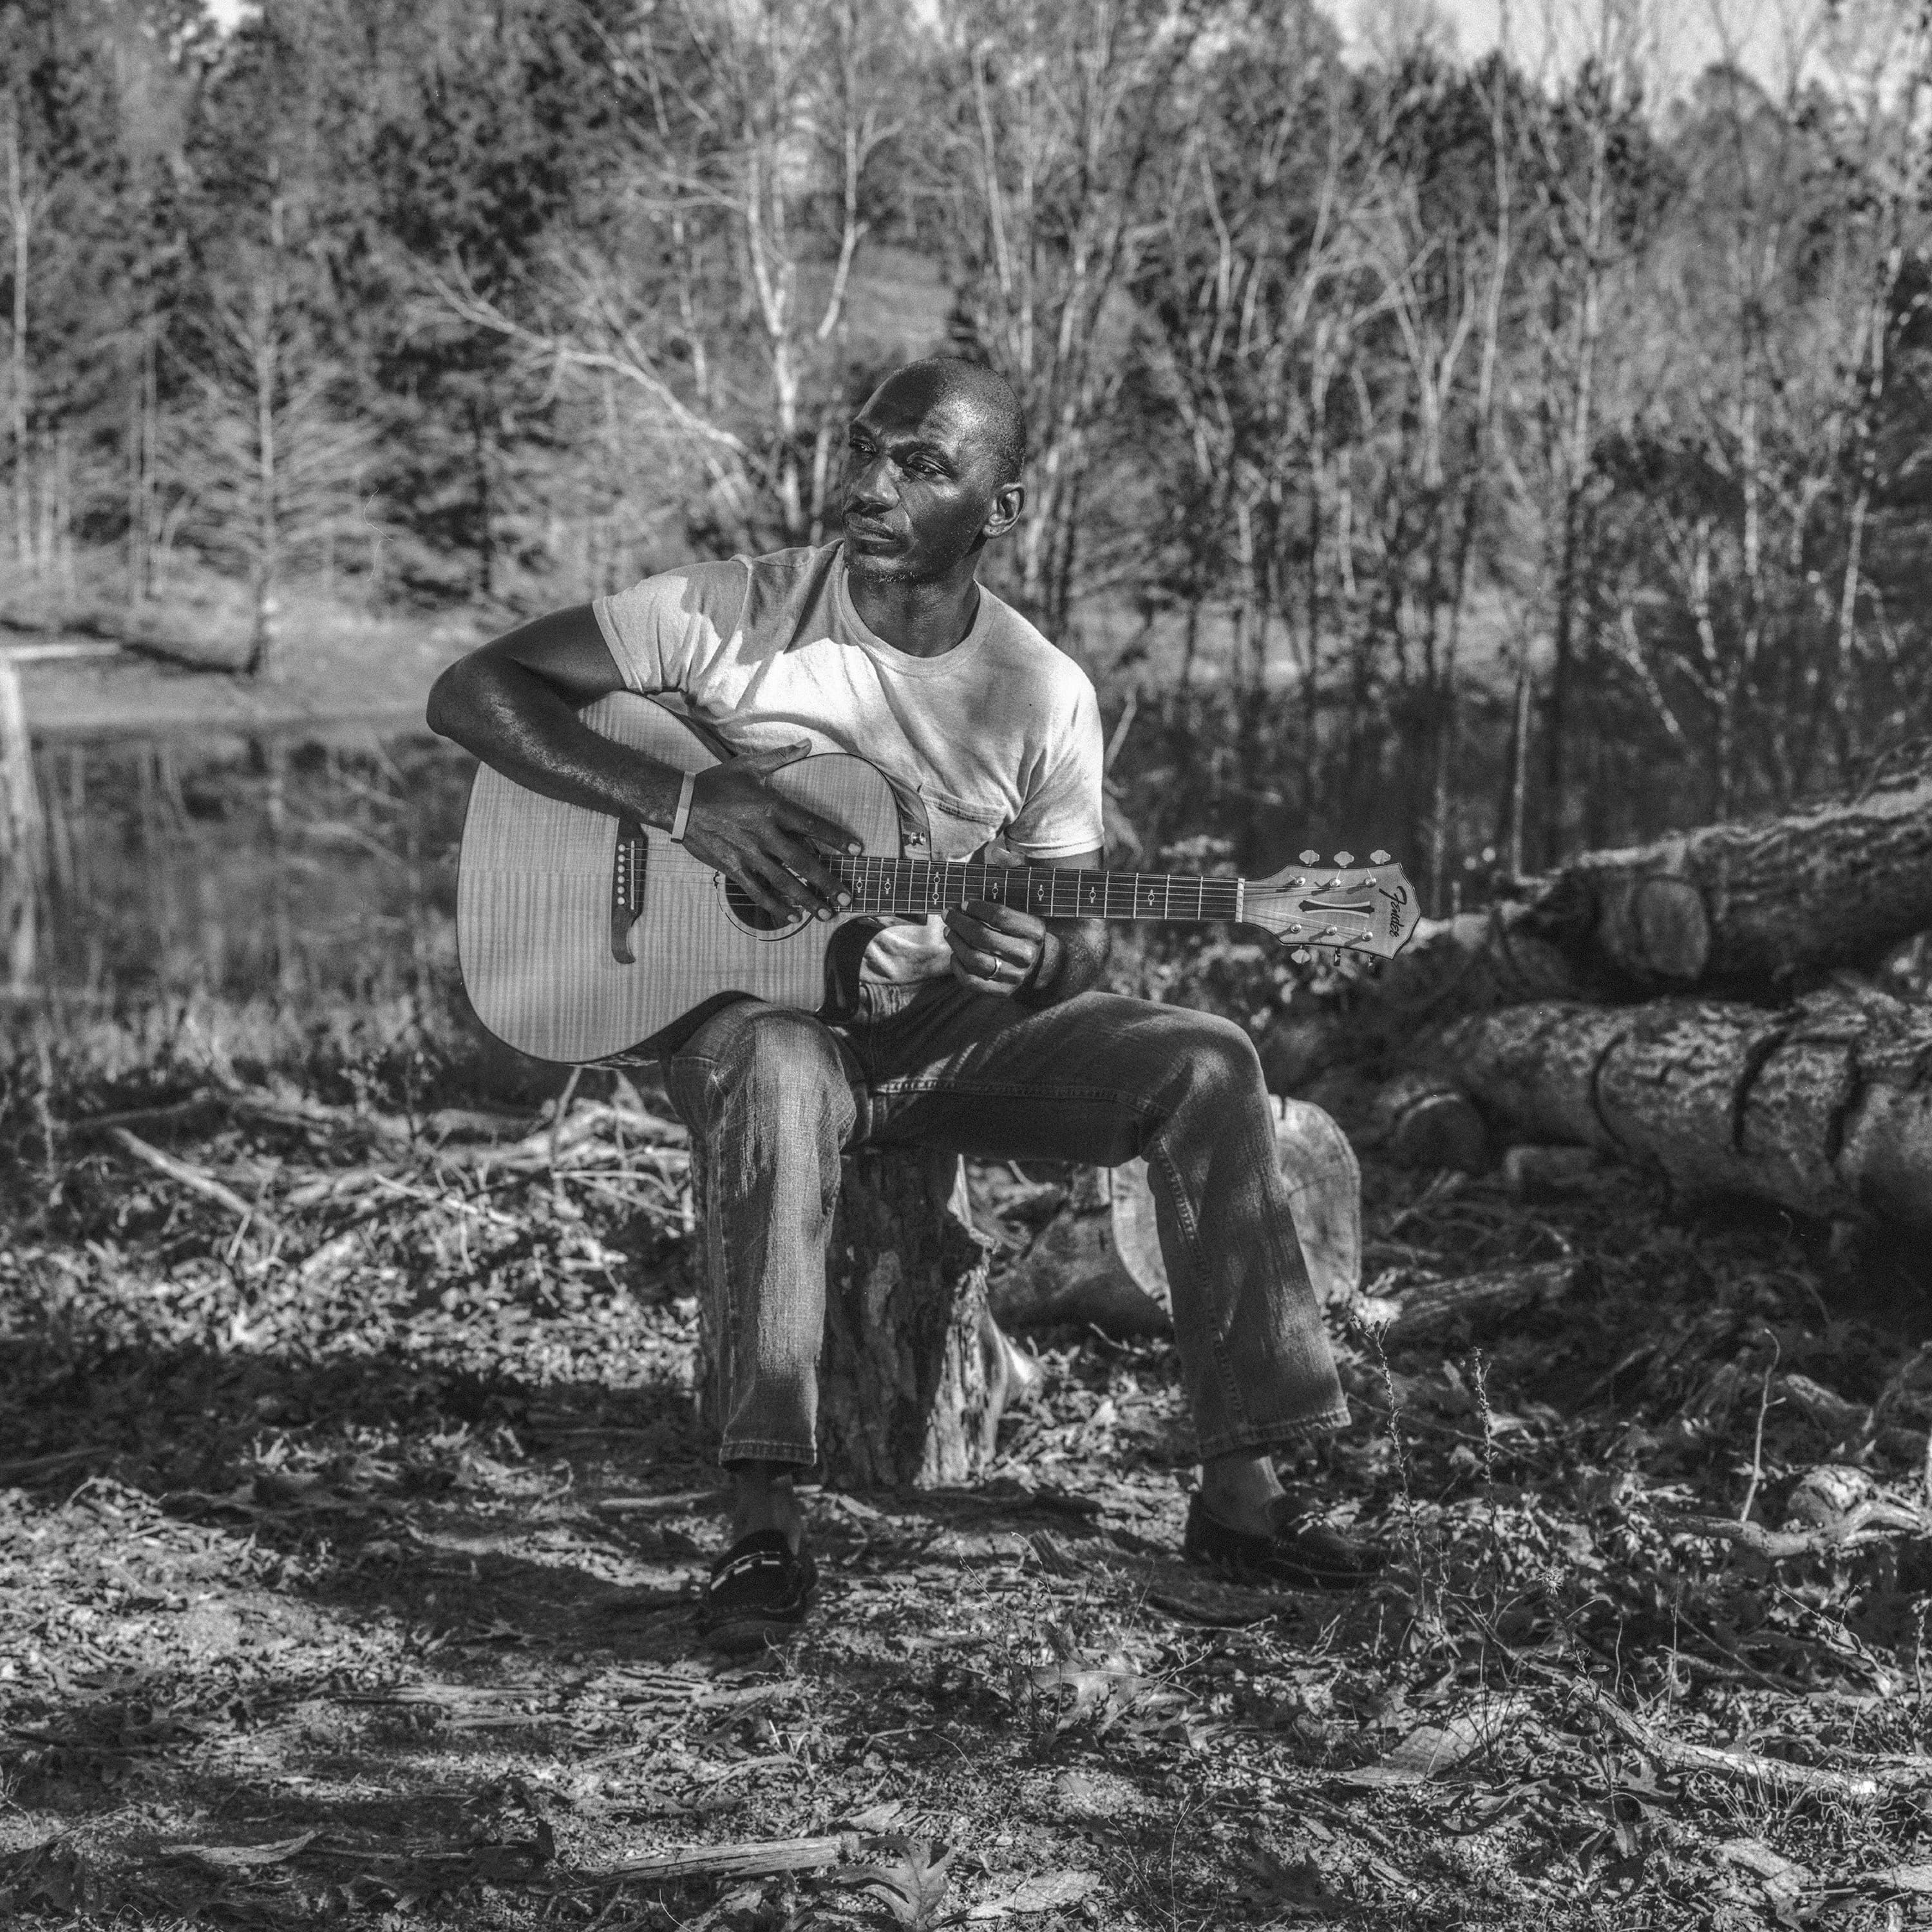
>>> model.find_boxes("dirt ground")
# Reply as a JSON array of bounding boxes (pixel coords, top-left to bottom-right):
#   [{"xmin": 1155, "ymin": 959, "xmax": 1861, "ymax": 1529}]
[{"xmin": 6, "ymin": 1063, "xmax": 1932, "ymax": 1930}]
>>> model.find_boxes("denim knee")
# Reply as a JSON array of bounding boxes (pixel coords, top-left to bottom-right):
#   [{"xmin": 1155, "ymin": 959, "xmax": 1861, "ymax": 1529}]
[
  {"xmin": 1149, "ymin": 1009, "xmax": 1268, "ymax": 1115},
  {"xmin": 668, "ymin": 1002, "xmax": 853, "ymax": 1135}
]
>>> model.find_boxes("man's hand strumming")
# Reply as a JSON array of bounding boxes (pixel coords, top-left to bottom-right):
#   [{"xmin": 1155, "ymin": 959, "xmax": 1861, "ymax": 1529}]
[{"xmin": 680, "ymin": 743, "xmax": 859, "ymax": 923}]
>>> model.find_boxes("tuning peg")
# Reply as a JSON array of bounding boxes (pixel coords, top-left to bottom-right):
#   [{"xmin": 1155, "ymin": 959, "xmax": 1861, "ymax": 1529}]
[
  {"xmin": 1370, "ymin": 849, "xmax": 1390, "ymax": 864},
  {"xmin": 1333, "ymin": 850, "xmax": 1353, "ymax": 866},
  {"xmin": 1298, "ymin": 849, "xmax": 1319, "ymax": 864}
]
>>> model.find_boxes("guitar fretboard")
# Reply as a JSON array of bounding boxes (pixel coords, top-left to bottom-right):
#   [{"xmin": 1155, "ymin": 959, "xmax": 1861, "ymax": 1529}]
[{"xmin": 829, "ymin": 857, "xmax": 1244, "ymax": 923}]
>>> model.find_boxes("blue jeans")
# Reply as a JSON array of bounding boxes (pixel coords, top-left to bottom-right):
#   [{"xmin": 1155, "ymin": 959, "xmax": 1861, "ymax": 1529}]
[{"xmin": 664, "ymin": 980, "xmax": 1350, "ymax": 1469}]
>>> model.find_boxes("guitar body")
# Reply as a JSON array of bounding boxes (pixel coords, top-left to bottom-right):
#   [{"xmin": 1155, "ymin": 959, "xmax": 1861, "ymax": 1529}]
[{"xmin": 457, "ymin": 694, "xmax": 906, "ymax": 1064}]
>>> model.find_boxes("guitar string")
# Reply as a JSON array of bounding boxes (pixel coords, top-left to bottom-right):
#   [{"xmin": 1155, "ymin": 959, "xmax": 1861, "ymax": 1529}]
[{"xmin": 813, "ymin": 856, "xmax": 1374, "ymax": 934}]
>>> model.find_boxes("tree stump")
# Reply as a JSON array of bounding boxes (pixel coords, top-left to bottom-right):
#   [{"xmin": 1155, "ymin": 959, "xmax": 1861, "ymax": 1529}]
[
  {"xmin": 696, "ymin": 1146, "xmax": 1005, "ymax": 1490},
  {"xmin": 818, "ymin": 1148, "xmax": 1001, "ymax": 1488},
  {"xmin": 990, "ymin": 1096, "xmax": 1364, "ymax": 1334}
]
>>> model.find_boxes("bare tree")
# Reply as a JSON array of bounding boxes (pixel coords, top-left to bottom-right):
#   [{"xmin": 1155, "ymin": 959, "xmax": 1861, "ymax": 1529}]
[
  {"xmin": 178, "ymin": 221, "xmax": 374, "ymax": 674},
  {"xmin": 3, "ymin": 90, "xmax": 56, "ymax": 576},
  {"xmin": 942, "ymin": 0, "xmax": 1212, "ymax": 632},
  {"xmin": 433, "ymin": 0, "xmax": 907, "ymax": 559}
]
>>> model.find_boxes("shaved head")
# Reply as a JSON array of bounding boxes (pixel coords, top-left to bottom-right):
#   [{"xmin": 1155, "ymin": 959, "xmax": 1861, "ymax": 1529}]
[
  {"xmin": 869, "ymin": 357, "xmax": 1027, "ymax": 487},
  {"xmin": 841, "ymin": 357, "xmax": 1028, "ymax": 592}
]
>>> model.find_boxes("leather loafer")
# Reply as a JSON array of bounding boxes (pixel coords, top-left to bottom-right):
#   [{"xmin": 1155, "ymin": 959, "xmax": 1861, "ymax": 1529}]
[
  {"xmin": 1182, "ymin": 1494, "xmax": 1385, "ymax": 1589},
  {"xmin": 697, "ymin": 1530, "xmax": 817, "ymax": 1653}
]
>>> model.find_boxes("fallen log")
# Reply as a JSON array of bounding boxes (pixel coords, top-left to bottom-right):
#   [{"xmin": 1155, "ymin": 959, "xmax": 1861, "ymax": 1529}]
[
  {"xmin": 1256, "ymin": 908, "xmax": 1587, "ymax": 1094},
  {"xmin": 1527, "ymin": 761, "xmax": 1932, "ymax": 988},
  {"xmin": 1423, "ymin": 988, "xmax": 1932, "ymax": 1234},
  {"xmin": 1300, "ymin": 1067, "xmax": 1490, "ymax": 1172},
  {"xmin": 1256, "ymin": 770, "xmax": 1932, "ymax": 1103}
]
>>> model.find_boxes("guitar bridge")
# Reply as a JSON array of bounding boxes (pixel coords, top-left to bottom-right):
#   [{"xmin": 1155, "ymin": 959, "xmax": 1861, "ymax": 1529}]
[{"xmin": 611, "ymin": 817, "xmax": 647, "ymax": 964}]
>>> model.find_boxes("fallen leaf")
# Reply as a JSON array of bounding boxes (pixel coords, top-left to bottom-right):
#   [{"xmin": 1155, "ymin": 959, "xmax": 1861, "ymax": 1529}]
[
  {"xmin": 162, "ymin": 1830, "xmax": 320, "ymax": 1873},
  {"xmin": 1336, "ymin": 1695, "xmax": 1530, "ymax": 1786},
  {"xmin": 1237, "ymin": 1846, "xmax": 1344, "ymax": 1918},
  {"xmin": 833, "ymin": 1837, "xmax": 953, "ymax": 1929},
  {"xmin": 842, "ymin": 1800, "xmax": 911, "ymax": 1833},
  {"xmin": 1048, "ymin": 1768, "xmax": 1144, "ymax": 1823},
  {"xmin": 968, "ymin": 1868, "xmax": 1103, "ymax": 1917}
]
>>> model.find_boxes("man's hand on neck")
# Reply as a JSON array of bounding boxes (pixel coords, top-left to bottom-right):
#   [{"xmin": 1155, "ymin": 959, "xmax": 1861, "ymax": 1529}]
[{"xmin": 844, "ymin": 544, "xmax": 983, "ymax": 659}]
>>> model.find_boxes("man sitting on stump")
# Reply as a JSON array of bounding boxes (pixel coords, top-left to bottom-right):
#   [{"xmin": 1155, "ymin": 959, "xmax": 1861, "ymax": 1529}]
[{"xmin": 427, "ymin": 357, "xmax": 1383, "ymax": 1651}]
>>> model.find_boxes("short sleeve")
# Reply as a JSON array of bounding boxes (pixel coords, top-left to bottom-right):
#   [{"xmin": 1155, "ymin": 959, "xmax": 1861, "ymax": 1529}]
[
  {"xmin": 1005, "ymin": 673, "xmax": 1106, "ymax": 860},
  {"xmin": 592, "ymin": 561, "xmax": 748, "ymax": 696}
]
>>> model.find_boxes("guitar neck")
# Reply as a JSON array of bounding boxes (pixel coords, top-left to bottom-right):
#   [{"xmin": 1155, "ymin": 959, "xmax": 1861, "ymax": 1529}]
[{"xmin": 829, "ymin": 855, "xmax": 1244, "ymax": 925}]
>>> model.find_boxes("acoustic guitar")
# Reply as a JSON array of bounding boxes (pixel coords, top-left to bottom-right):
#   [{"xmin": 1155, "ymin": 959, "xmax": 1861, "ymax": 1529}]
[{"xmin": 456, "ymin": 693, "xmax": 1419, "ymax": 1064}]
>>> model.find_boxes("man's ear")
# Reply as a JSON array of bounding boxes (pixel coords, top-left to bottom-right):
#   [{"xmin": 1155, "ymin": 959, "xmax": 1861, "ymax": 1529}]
[{"xmin": 983, "ymin": 481, "xmax": 1025, "ymax": 541}]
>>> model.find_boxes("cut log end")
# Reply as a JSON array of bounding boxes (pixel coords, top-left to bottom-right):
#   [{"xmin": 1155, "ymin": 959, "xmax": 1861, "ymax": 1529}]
[
  {"xmin": 1373, "ymin": 1070, "xmax": 1490, "ymax": 1174},
  {"xmin": 1606, "ymin": 875, "xmax": 1710, "ymax": 985}
]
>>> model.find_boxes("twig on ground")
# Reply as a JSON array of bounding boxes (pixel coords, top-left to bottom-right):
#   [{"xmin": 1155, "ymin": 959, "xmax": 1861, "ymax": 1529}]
[
  {"xmin": 105, "ymin": 1128, "xmax": 285, "ymax": 1240},
  {"xmin": 1739, "ymin": 1337, "xmax": 1780, "ymax": 1526},
  {"xmin": 582, "ymin": 1833, "xmax": 860, "ymax": 1885},
  {"xmin": 1556, "ymin": 1673, "xmax": 1880, "ymax": 1801},
  {"xmin": 1662, "ymin": 1507, "xmax": 1929, "ymax": 1563}
]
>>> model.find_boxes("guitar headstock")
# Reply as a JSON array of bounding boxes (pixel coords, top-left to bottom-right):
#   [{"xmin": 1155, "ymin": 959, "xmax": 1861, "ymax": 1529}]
[{"xmin": 1244, "ymin": 849, "xmax": 1417, "ymax": 960}]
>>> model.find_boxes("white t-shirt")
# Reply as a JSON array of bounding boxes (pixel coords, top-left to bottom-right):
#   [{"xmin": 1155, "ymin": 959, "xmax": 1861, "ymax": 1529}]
[{"xmin": 592, "ymin": 542, "xmax": 1104, "ymax": 981}]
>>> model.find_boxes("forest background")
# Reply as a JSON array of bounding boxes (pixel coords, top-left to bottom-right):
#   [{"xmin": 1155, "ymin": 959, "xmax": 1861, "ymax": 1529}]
[{"xmin": 6, "ymin": 0, "xmax": 1932, "ymax": 1021}]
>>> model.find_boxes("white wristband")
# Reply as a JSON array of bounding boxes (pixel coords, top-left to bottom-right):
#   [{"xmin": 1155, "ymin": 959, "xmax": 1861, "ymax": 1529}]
[{"xmin": 668, "ymin": 771, "xmax": 696, "ymax": 844}]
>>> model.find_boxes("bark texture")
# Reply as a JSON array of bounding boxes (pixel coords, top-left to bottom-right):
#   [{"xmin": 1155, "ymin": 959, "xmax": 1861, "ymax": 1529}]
[
  {"xmin": 1527, "ymin": 766, "xmax": 1932, "ymax": 987},
  {"xmin": 1383, "ymin": 1260, "xmax": 1589, "ymax": 1346},
  {"xmin": 815, "ymin": 1148, "xmax": 999, "ymax": 1489},
  {"xmin": 1426, "ymin": 989, "xmax": 1932, "ymax": 1233}
]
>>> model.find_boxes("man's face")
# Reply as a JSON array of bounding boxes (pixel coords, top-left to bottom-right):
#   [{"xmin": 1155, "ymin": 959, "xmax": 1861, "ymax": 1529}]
[{"xmin": 840, "ymin": 373, "xmax": 1015, "ymax": 585}]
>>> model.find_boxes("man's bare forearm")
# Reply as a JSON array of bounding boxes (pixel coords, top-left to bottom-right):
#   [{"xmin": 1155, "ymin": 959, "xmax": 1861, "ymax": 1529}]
[
  {"xmin": 426, "ymin": 654, "xmax": 685, "ymax": 829},
  {"xmin": 1017, "ymin": 918, "xmax": 1110, "ymax": 1009}
]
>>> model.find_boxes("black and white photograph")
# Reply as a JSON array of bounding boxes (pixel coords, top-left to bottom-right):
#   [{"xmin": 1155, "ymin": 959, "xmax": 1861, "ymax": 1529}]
[{"xmin": 5, "ymin": 0, "xmax": 1932, "ymax": 1924}]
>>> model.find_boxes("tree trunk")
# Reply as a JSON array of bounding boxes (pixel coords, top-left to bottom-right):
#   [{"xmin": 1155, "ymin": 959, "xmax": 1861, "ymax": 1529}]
[
  {"xmin": 1423, "ymin": 988, "xmax": 1932, "ymax": 1234},
  {"xmin": 1524, "ymin": 763, "xmax": 1932, "ymax": 989},
  {"xmin": 0, "ymin": 656, "xmax": 45, "ymax": 989}
]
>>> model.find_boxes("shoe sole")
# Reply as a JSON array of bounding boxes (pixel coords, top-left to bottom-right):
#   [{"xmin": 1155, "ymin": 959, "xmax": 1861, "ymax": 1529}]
[
  {"xmin": 1184, "ymin": 1547, "xmax": 1378, "ymax": 1592},
  {"xmin": 701, "ymin": 1610, "xmax": 809, "ymax": 1654}
]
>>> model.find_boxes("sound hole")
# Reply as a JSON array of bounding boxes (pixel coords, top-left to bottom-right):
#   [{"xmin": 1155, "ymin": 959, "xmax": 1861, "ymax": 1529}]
[{"xmin": 723, "ymin": 878, "xmax": 800, "ymax": 934}]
